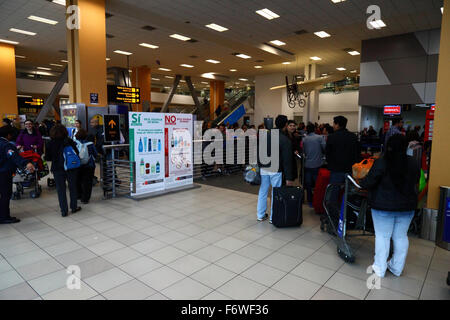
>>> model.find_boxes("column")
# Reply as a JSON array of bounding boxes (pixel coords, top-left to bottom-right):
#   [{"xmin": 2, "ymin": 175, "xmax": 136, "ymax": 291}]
[
  {"xmin": 0, "ymin": 43, "xmax": 18, "ymax": 117},
  {"xmin": 209, "ymin": 80, "xmax": 224, "ymax": 120},
  {"xmin": 303, "ymin": 63, "xmax": 320, "ymax": 124},
  {"xmin": 66, "ymin": 0, "xmax": 107, "ymax": 107},
  {"xmin": 131, "ymin": 66, "xmax": 151, "ymax": 112},
  {"xmin": 427, "ymin": 0, "xmax": 450, "ymax": 209}
]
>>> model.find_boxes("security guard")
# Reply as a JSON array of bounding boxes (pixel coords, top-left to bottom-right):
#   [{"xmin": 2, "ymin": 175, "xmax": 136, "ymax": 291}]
[{"xmin": 0, "ymin": 126, "xmax": 35, "ymax": 224}]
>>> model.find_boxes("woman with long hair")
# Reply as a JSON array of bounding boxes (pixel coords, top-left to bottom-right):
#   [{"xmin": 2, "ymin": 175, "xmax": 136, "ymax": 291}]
[
  {"xmin": 360, "ymin": 134, "xmax": 420, "ymax": 278},
  {"xmin": 16, "ymin": 120, "xmax": 44, "ymax": 155},
  {"xmin": 46, "ymin": 124, "xmax": 81, "ymax": 217}
]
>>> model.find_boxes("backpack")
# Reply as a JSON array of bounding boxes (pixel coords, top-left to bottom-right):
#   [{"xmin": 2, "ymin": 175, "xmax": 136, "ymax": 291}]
[
  {"xmin": 63, "ymin": 145, "xmax": 81, "ymax": 170},
  {"xmin": 77, "ymin": 141, "xmax": 93, "ymax": 165}
]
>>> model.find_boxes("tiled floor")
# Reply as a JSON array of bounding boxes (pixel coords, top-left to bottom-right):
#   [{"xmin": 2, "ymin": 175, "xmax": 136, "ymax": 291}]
[{"xmin": 0, "ymin": 180, "xmax": 449, "ymax": 300}]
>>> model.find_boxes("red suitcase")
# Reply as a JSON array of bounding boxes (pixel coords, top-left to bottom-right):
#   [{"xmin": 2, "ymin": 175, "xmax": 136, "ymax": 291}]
[{"xmin": 312, "ymin": 168, "xmax": 330, "ymax": 215}]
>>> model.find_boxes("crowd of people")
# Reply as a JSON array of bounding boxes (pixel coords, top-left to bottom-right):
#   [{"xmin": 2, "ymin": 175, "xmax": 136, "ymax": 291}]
[{"xmin": 255, "ymin": 114, "xmax": 421, "ymax": 279}]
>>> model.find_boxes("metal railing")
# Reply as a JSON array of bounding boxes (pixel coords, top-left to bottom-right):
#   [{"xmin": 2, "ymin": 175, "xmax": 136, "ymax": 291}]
[{"xmin": 100, "ymin": 144, "xmax": 136, "ymax": 199}]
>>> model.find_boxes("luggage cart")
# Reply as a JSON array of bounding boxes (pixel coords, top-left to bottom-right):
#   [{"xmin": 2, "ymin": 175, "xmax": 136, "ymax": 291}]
[{"xmin": 322, "ymin": 174, "xmax": 374, "ymax": 263}]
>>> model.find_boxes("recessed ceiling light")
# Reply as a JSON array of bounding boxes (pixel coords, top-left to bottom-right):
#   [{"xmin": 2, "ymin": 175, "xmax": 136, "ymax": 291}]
[
  {"xmin": 17, "ymin": 94, "xmax": 33, "ymax": 98},
  {"xmin": 50, "ymin": 63, "xmax": 63, "ymax": 67},
  {"xmin": 201, "ymin": 81, "xmax": 209, "ymax": 84},
  {"xmin": 61, "ymin": 60, "xmax": 68, "ymax": 63},
  {"xmin": 180, "ymin": 64, "xmax": 194, "ymax": 68},
  {"xmin": 256, "ymin": 8, "xmax": 280, "ymax": 20},
  {"xmin": 314, "ymin": 31, "xmax": 331, "ymax": 38},
  {"xmin": 37, "ymin": 67, "xmax": 51, "ymax": 70},
  {"xmin": 52, "ymin": 0, "xmax": 66, "ymax": 5},
  {"xmin": 282, "ymin": 62, "xmax": 291, "ymax": 65},
  {"xmin": 152, "ymin": 78, "xmax": 160, "ymax": 81},
  {"xmin": 337, "ymin": 67, "xmax": 347, "ymax": 71},
  {"xmin": 15, "ymin": 55, "xmax": 26, "ymax": 59},
  {"xmin": 348, "ymin": 50, "xmax": 360, "ymax": 56},
  {"xmin": 114, "ymin": 50, "xmax": 133, "ymax": 55},
  {"xmin": 165, "ymin": 76, "xmax": 174, "ymax": 79},
  {"xmin": 28, "ymin": 15, "xmax": 58, "ymax": 25},
  {"xmin": 270, "ymin": 40, "xmax": 286, "ymax": 46},
  {"xmin": 239, "ymin": 78, "xmax": 248, "ymax": 81},
  {"xmin": 35, "ymin": 71, "xmax": 52, "ymax": 76},
  {"xmin": 350, "ymin": 70, "xmax": 358, "ymax": 73},
  {"xmin": 236, "ymin": 54, "xmax": 251, "ymax": 59},
  {"xmin": 441, "ymin": 7, "xmax": 444, "ymax": 14},
  {"xmin": 27, "ymin": 74, "xmax": 34, "ymax": 78},
  {"xmin": 205, "ymin": 23, "xmax": 228, "ymax": 32},
  {"xmin": 9, "ymin": 28, "xmax": 36, "ymax": 36},
  {"xmin": 106, "ymin": 58, "xmax": 110, "ymax": 61},
  {"xmin": 201, "ymin": 73, "xmax": 216, "ymax": 79},
  {"xmin": 369, "ymin": 20, "xmax": 386, "ymax": 29},
  {"xmin": 206, "ymin": 59, "xmax": 220, "ymax": 64},
  {"xmin": 230, "ymin": 69, "xmax": 237, "ymax": 72},
  {"xmin": 180, "ymin": 80, "xmax": 186, "ymax": 83},
  {"xmin": 321, "ymin": 73, "xmax": 328, "ymax": 76},
  {"xmin": 254, "ymin": 66, "xmax": 263, "ymax": 69},
  {"xmin": 139, "ymin": 43, "xmax": 159, "ymax": 49},
  {"xmin": 0, "ymin": 39, "xmax": 19, "ymax": 45},
  {"xmin": 170, "ymin": 34, "xmax": 191, "ymax": 41},
  {"xmin": 331, "ymin": 0, "xmax": 346, "ymax": 3},
  {"xmin": 310, "ymin": 56, "xmax": 322, "ymax": 61},
  {"xmin": 158, "ymin": 68, "xmax": 171, "ymax": 72}
]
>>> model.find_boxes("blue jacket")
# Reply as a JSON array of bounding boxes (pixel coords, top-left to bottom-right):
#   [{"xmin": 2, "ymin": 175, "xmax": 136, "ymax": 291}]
[{"xmin": 0, "ymin": 137, "xmax": 29, "ymax": 173}]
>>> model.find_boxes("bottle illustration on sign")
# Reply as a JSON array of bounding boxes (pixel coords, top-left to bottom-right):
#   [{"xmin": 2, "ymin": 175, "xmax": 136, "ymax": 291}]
[
  {"xmin": 156, "ymin": 161, "xmax": 160, "ymax": 173},
  {"xmin": 140, "ymin": 158, "xmax": 145, "ymax": 176},
  {"xmin": 144, "ymin": 137, "xmax": 147, "ymax": 153},
  {"xmin": 153, "ymin": 139, "xmax": 157, "ymax": 152},
  {"xmin": 158, "ymin": 139, "xmax": 161, "ymax": 152},
  {"xmin": 148, "ymin": 138, "xmax": 152, "ymax": 152},
  {"xmin": 180, "ymin": 136, "xmax": 184, "ymax": 147},
  {"xmin": 171, "ymin": 136, "xmax": 174, "ymax": 148},
  {"xmin": 151, "ymin": 164, "xmax": 156, "ymax": 174},
  {"xmin": 174, "ymin": 135, "xmax": 178, "ymax": 148},
  {"xmin": 138, "ymin": 138, "xmax": 143, "ymax": 153}
]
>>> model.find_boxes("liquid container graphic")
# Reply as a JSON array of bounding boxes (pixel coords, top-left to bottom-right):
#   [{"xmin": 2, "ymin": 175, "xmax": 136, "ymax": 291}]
[
  {"xmin": 151, "ymin": 164, "xmax": 156, "ymax": 174},
  {"xmin": 158, "ymin": 139, "xmax": 161, "ymax": 152},
  {"xmin": 148, "ymin": 138, "xmax": 152, "ymax": 152},
  {"xmin": 156, "ymin": 161, "xmax": 160, "ymax": 174},
  {"xmin": 140, "ymin": 158, "xmax": 145, "ymax": 176},
  {"xmin": 138, "ymin": 138, "xmax": 143, "ymax": 153},
  {"xmin": 144, "ymin": 137, "xmax": 147, "ymax": 152}
]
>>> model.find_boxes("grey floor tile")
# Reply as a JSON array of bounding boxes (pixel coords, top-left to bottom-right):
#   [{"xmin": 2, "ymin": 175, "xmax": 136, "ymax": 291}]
[
  {"xmin": 256, "ymin": 288, "xmax": 295, "ymax": 300},
  {"xmin": 89, "ymin": 295, "xmax": 106, "ymax": 300},
  {"xmin": 77, "ymin": 257, "xmax": 115, "ymax": 280},
  {"xmin": 0, "ymin": 241, "xmax": 40, "ymax": 258},
  {"xmin": 215, "ymin": 253, "xmax": 257, "ymax": 274},
  {"xmin": 419, "ymin": 283, "xmax": 450, "ymax": 300},
  {"xmin": 138, "ymin": 266, "xmax": 186, "ymax": 291},
  {"xmin": 311, "ymin": 287, "xmax": 358, "ymax": 300},
  {"xmin": 236, "ymin": 244, "xmax": 274, "ymax": 261},
  {"xmin": 162, "ymin": 277, "xmax": 212, "ymax": 300},
  {"xmin": 16, "ymin": 258, "xmax": 64, "ymax": 281},
  {"xmin": 290, "ymin": 261, "xmax": 336, "ymax": 285},
  {"xmin": 214, "ymin": 236, "xmax": 248, "ymax": 252},
  {"xmin": 191, "ymin": 264, "xmax": 237, "ymax": 290},
  {"xmin": 131, "ymin": 238, "xmax": 168, "ymax": 255},
  {"xmin": 279, "ymin": 243, "xmax": 316, "ymax": 260},
  {"xmin": 84, "ymin": 268, "xmax": 133, "ymax": 293},
  {"xmin": 28, "ymin": 269, "xmax": 68, "ymax": 296},
  {"xmin": 0, "ymin": 282, "xmax": 39, "ymax": 300},
  {"xmin": 242, "ymin": 263, "xmax": 287, "ymax": 287},
  {"xmin": 306, "ymin": 251, "xmax": 345, "ymax": 271},
  {"xmin": 0, "ymin": 259, "xmax": 13, "ymax": 273},
  {"xmin": 173, "ymin": 237, "xmax": 209, "ymax": 253},
  {"xmin": 272, "ymin": 274, "xmax": 321, "ymax": 300},
  {"xmin": 0, "ymin": 270, "xmax": 25, "ymax": 291},
  {"xmin": 101, "ymin": 225, "xmax": 134, "ymax": 238},
  {"xmin": 42, "ymin": 281, "xmax": 98, "ymax": 300},
  {"xmin": 254, "ymin": 236, "xmax": 289, "ymax": 251},
  {"xmin": 102, "ymin": 279, "xmax": 156, "ymax": 300},
  {"xmin": 44, "ymin": 241, "xmax": 82, "ymax": 257},
  {"xmin": 7, "ymin": 250, "xmax": 51, "ymax": 269},
  {"xmin": 325, "ymin": 272, "xmax": 370, "ymax": 300},
  {"xmin": 86, "ymin": 239, "xmax": 125, "ymax": 256},
  {"xmin": 202, "ymin": 291, "xmax": 233, "ymax": 300},
  {"xmin": 194, "ymin": 230, "xmax": 228, "ymax": 244},
  {"xmin": 154, "ymin": 230, "xmax": 189, "ymax": 245},
  {"xmin": 217, "ymin": 275, "xmax": 267, "ymax": 300},
  {"xmin": 366, "ymin": 287, "xmax": 416, "ymax": 300},
  {"xmin": 380, "ymin": 274, "xmax": 424, "ymax": 298},
  {"xmin": 146, "ymin": 292, "xmax": 170, "ymax": 300},
  {"xmin": 114, "ymin": 231, "xmax": 149, "ymax": 246},
  {"xmin": 102, "ymin": 247, "xmax": 142, "ymax": 266},
  {"xmin": 54, "ymin": 248, "xmax": 97, "ymax": 267},
  {"xmin": 119, "ymin": 256, "xmax": 163, "ymax": 278},
  {"xmin": 261, "ymin": 252, "xmax": 303, "ymax": 272},
  {"xmin": 193, "ymin": 245, "xmax": 232, "ymax": 263},
  {"xmin": 168, "ymin": 255, "xmax": 210, "ymax": 276},
  {"xmin": 147, "ymin": 246, "xmax": 187, "ymax": 265}
]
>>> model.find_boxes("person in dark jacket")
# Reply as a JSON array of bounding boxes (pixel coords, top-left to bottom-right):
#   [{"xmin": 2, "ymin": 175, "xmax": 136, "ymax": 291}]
[
  {"xmin": 326, "ymin": 116, "xmax": 359, "ymax": 184},
  {"xmin": 75, "ymin": 129, "xmax": 97, "ymax": 204},
  {"xmin": 287, "ymin": 120, "xmax": 301, "ymax": 177},
  {"xmin": 257, "ymin": 115, "xmax": 295, "ymax": 222},
  {"xmin": 46, "ymin": 124, "xmax": 81, "ymax": 217},
  {"xmin": 2, "ymin": 118, "xmax": 20, "ymax": 142},
  {"xmin": 0, "ymin": 126, "xmax": 35, "ymax": 224},
  {"xmin": 16, "ymin": 120, "xmax": 44, "ymax": 155},
  {"xmin": 360, "ymin": 134, "xmax": 420, "ymax": 278}
]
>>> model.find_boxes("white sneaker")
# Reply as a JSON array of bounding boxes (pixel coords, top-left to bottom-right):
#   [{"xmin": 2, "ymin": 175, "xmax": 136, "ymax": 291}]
[{"xmin": 257, "ymin": 214, "xmax": 268, "ymax": 222}]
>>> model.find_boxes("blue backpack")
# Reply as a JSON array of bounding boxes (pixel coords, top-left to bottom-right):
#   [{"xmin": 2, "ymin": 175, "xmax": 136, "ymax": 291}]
[{"xmin": 63, "ymin": 145, "xmax": 81, "ymax": 170}]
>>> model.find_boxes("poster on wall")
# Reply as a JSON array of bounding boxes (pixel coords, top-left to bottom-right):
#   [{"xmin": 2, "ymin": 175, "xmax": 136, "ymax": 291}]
[
  {"xmin": 129, "ymin": 112, "xmax": 165, "ymax": 196},
  {"xmin": 164, "ymin": 113, "xmax": 193, "ymax": 189}
]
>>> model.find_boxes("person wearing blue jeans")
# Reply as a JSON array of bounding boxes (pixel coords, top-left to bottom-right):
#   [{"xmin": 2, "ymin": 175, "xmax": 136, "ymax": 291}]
[
  {"xmin": 257, "ymin": 172, "xmax": 282, "ymax": 221},
  {"xmin": 371, "ymin": 210, "xmax": 414, "ymax": 277},
  {"xmin": 360, "ymin": 134, "xmax": 420, "ymax": 278}
]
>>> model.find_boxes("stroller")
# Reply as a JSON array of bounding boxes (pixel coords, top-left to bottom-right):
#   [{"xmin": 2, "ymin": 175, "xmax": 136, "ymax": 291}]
[
  {"xmin": 322, "ymin": 174, "xmax": 374, "ymax": 263},
  {"xmin": 12, "ymin": 150, "xmax": 49, "ymax": 199}
]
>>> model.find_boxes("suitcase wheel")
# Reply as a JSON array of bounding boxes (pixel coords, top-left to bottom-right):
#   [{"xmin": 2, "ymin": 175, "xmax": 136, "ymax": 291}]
[{"xmin": 338, "ymin": 248, "xmax": 355, "ymax": 263}]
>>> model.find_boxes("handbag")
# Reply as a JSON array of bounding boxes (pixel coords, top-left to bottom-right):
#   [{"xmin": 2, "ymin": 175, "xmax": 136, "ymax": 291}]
[
  {"xmin": 352, "ymin": 158, "xmax": 375, "ymax": 181},
  {"xmin": 243, "ymin": 165, "xmax": 261, "ymax": 185}
]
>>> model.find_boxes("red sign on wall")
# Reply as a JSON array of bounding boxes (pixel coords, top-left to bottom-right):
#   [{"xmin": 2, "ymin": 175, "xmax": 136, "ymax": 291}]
[
  {"xmin": 384, "ymin": 105, "xmax": 402, "ymax": 115},
  {"xmin": 425, "ymin": 110, "xmax": 435, "ymax": 142}
]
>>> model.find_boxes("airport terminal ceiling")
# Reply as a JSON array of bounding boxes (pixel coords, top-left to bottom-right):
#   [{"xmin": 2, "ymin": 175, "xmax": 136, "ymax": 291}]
[{"xmin": 0, "ymin": 0, "xmax": 443, "ymax": 87}]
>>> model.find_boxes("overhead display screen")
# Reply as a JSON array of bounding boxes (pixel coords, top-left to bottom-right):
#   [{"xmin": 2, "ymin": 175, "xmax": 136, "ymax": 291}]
[
  {"xmin": 108, "ymin": 85, "xmax": 141, "ymax": 104},
  {"xmin": 384, "ymin": 105, "xmax": 401, "ymax": 115},
  {"xmin": 17, "ymin": 97, "xmax": 44, "ymax": 114}
]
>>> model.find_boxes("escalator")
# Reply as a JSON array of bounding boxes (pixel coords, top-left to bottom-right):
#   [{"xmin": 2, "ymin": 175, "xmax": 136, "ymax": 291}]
[{"xmin": 212, "ymin": 88, "xmax": 254, "ymax": 127}]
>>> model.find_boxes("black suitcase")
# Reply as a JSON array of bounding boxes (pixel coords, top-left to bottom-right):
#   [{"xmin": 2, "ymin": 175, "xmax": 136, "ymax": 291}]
[{"xmin": 272, "ymin": 186, "xmax": 303, "ymax": 228}]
